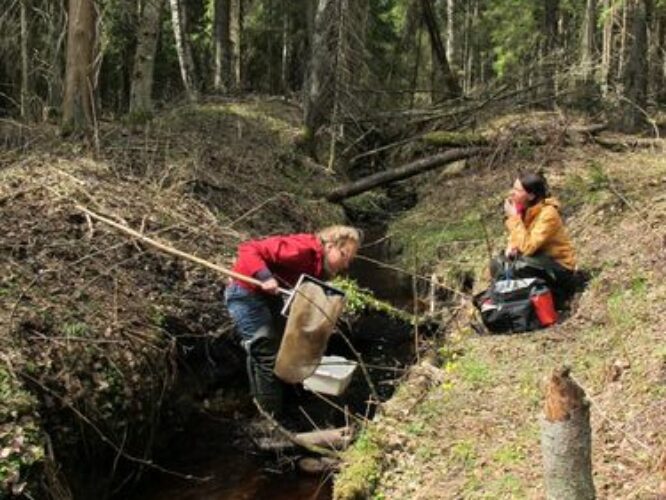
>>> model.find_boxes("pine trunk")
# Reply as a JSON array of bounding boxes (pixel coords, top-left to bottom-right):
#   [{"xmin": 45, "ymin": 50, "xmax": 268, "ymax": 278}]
[
  {"xmin": 130, "ymin": 0, "xmax": 164, "ymax": 115},
  {"xmin": 213, "ymin": 0, "xmax": 229, "ymax": 92},
  {"xmin": 169, "ymin": 0, "xmax": 198, "ymax": 102},
  {"xmin": 62, "ymin": 0, "xmax": 96, "ymax": 135}
]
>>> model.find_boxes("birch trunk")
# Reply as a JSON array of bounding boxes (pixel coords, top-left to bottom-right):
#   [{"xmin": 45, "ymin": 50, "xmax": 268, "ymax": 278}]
[
  {"xmin": 168, "ymin": 0, "xmax": 198, "ymax": 102},
  {"xmin": 62, "ymin": 0, "xmax": 96, "ymax": 135},
  {"xmin": 130, "ymin": 0, "xmax": 164, "ymax": 114}
]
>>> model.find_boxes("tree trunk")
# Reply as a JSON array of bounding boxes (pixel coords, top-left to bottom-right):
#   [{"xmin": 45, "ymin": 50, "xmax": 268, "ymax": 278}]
[
  {"xmin": 130, "ymin": 0, "xmax": 164, "ymax": 115},
  {"xmin": 446, "ymin": 0, "xmax": 455, "ymax": 67},
  {"xmin": 168, "ymin": 0, "xmax": 198, "ymax": 102},
  {"xmin": 580, "ymin": 0, "xmax": 597, "ymax": 81},
  {"xmin": 46, "ymin": 0, "xmax": 66, "ymax": 115},
  {"xmin": 619, "ymin": 0, "xmax": 648, "ymax": 132},
  {"xmin": 303, "ymin": 0, "xmax": 335, "ymax": 142},
  {"xmin": 541, "ymin": 367, "xmax": 595, "ymax": 500},
  {"xmin": 421, "ymin": 0, "xmax": 461, "ymax": 97},
  {"xmin": 213, "ymin": 0, "xmax": 229, "ymax": 92},
  {"xmin": 601, "ymin": 0, "xmax": 614, "ymax": 95},
  {"xmin": 617, "ymin": 0, "xmax": 627, "ymax": 80},
  {"xmin": 411, "ymin": 26, "xmax": 423, "ymax": 108},
  {"xmin": 325, "ymin": 146, "xmax": 489, "ymax": 202},
  {"xmin": 229, "ymin": 0, "xmax": 242, "ymax": 91},
  {"xmin": 62, "ymin": 0, "xmax": 97, "ymax": 135},
  {"xmin": 20, "ymin": 0, "xmax": 30, "ymax": 120},
  {"xmin": 652, "ymin": 8, "xmax": 666, "ymax": 103},
  {"xmin": 462, "ymin": 0, "xmax": 474, "ymax": 94},
  {"xmin": 542, "ymin": 0, "xmax": 560, "ymax": 106},
  {"xmin": 280, "ymin": 0, "xmax": 289, "ymax": 94}
]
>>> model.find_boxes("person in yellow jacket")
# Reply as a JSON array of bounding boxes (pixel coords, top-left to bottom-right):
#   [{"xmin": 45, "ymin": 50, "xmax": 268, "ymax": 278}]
[{"xmin": 491, "ymin": 172, "xmax": 577, "ymax": 305}]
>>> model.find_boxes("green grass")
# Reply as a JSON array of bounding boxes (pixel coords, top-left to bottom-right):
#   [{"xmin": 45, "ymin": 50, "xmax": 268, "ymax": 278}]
[
  {"xmin": 61, "ymin": 321, "xmax": 89, "ymax": 337},
  {"xmin": 450, "ymin": 440, "xmax": 477, "ymax": 467},
  {"xmin": 334, "ymin": 430, "xmax": 383, "ymax": 500},
  {"xmin": 458, "ymin": 357, "xmax": 492, "ymax": 387},
  {"xmin": 491, "ymin": 444, "xmax": 526, "ymax": 465}
]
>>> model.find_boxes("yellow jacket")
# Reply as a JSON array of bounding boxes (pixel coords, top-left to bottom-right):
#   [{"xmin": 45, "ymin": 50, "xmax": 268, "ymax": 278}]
[{"xmin": 505, "ymin": 197, "xmax": 576, "ymax": 270}]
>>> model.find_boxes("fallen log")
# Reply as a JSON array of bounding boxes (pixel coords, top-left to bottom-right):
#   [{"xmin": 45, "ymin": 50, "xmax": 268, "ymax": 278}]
[
  {"xmin": 422, "ymin": 123, "xmax": 607, "ymax": 148},
  {"xmin": 540, "ymin": 367, "xmax": 595, "ymax": 500},
  {"xmin": 255, "ymin": 427, "xmax": 352, "ymax": 453},
  {"xmin": 594, "ymin": 135, "xmax": 665, "ymax": 151},
  {"xmin": 252, "ymin": 398, "xmax": 352, "ymax": 457},
  {"xmin": 325, "ymin": 146, "xmax": 490, "ymax": 202}
]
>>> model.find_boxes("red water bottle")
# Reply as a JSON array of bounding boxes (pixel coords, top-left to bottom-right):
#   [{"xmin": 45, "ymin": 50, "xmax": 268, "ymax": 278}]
[{"xmin": 530, "ymin": 288, "xmax": 558, "ymax": 326}]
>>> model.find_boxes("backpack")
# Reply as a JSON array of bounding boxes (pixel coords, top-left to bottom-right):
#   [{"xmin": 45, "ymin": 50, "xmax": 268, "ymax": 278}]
[{"xmin": 474, "ymin": 276, "xmax": 557, "ymax": 334}]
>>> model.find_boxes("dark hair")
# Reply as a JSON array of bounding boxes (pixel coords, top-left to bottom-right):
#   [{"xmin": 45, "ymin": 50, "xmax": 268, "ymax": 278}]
[{"xmin": 519, "ymin": 172, "xmax": 549, "ymax": 204}]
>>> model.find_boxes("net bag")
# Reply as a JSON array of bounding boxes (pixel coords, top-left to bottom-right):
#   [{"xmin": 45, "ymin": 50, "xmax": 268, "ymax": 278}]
[{"xmin": 274, "ymin": 281, "xmax": 345, "ymax": 383}]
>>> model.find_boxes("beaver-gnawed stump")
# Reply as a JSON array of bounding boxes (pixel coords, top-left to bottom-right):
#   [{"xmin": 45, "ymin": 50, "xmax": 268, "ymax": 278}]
[{"xmin": 540, "ymin": 366, "xmax": 595, "ymax": 500}]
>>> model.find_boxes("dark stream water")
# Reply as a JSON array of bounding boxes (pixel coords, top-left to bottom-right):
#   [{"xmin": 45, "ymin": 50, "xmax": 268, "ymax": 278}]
[
  {"xmin": 126, "ymin": 230, "xmax": 414, "ymax": 500},
  {"xmin": 131, "ymin": 415, "xmax": 332, "ymax": 500}
]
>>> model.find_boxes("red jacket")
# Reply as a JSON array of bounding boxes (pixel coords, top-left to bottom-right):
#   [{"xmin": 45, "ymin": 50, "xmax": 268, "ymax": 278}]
[{"xmin": 231, "ymin": 233, "xmax": 325, "ymax": 291}]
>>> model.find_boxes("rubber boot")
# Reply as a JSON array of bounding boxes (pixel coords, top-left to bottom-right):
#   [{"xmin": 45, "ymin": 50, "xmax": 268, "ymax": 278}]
[{"xmin": 245, "ymin": 331, "xmax": 283, "ymax": 417}]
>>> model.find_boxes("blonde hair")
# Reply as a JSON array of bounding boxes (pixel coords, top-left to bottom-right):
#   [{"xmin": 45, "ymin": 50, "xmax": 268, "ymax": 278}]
[{"xmin": 317, "ymin": 225, "xmax": 363, "ymax": 248}]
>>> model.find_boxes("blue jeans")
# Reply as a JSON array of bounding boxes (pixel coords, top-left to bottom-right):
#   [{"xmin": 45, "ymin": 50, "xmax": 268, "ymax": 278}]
[{"xmin": 224, "ymin": 283, "xmax": 286, "ymax": 415}]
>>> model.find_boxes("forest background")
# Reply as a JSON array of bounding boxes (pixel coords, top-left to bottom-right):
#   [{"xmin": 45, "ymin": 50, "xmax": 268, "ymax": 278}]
[{"xmin": 1, "ymin": 0, "xmax": 666, "ymax": 499}]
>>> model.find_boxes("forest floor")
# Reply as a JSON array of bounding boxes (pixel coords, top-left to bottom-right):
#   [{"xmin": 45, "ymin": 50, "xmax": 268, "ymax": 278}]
[{"xmin": 335, "ymin": 132, "xmax": 666, "ymax": 499}]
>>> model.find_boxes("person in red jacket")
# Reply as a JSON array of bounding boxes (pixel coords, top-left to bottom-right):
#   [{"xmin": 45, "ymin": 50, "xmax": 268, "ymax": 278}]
[{"xmin": 225, "ymin": 225, "xmax": 362, "ymax": 416}]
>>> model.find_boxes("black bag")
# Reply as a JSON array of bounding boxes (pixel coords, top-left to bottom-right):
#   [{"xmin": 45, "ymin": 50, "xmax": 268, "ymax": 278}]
[{"xmin": 474, "ymin": 276, "xmax": 549, "ymax": 334}]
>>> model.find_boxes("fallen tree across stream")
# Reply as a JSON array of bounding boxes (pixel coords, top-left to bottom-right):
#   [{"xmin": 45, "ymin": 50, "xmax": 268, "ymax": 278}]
[
  {"xmin": 325, "ymin": 146, "xmax": 491, "ymax": 202},
  {"xmin": 326, "ymin": 122, "xmax": 609, "ymax": 202}
]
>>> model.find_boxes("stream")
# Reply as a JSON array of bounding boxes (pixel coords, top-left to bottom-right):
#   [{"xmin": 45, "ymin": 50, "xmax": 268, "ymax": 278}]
[{"xmin": 124, "ymin": 229, "xmax": 415, "ymax": 500}]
